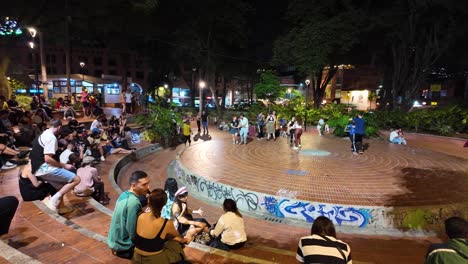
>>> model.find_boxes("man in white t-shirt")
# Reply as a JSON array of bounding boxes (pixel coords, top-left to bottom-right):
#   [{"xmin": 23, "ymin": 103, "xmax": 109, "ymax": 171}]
[
  {"xmin": 238, "ymin": 113, "xmax": 249, "ymax": 145},
  {"xmin": 125, "ymin": 89, "xmax": 132, "ymax": 114},
  {"xmin": 389, "ymin": 128, "xmax": 407, "ymax": 145},
  {"xmin": 59, "ymin": 141, "xmax": 84, "ymax": 164},
  {"xmin": 30, "ymin": 119, "xmax": 81, "ymax": 213}
]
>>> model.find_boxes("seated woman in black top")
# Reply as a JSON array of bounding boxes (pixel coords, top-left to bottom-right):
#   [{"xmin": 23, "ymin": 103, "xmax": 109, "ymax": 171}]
[{"xmin": 133, "ymin": 188, "xmax": 187, "ymax": 264}]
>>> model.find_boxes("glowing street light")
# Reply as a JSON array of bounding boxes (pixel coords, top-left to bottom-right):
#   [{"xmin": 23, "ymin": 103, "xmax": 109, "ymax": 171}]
[
  {"xmin": 304, "ymin": 79, "xmax": 311, "ymax": 131},
  {"xmin": 27, "ymin": 27, "xmax": 37, "ymax": 38},
  {"xmin": 79, "ymin": 62, "xmax": 86, "ymax": 81},
  {"xmin": 199, "ymin": 80, "xmax": 206, "ymax": 113},
  {"xmin": 28, "ymin": 27, "xmax": 40, "ymax": 95}
]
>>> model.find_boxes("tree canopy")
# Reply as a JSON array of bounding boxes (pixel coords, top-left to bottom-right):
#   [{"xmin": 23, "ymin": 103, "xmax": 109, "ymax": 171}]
[
  {"xmin": 253, "ymin": 70, "xmax": 281, "ymax": 100},
  {"xmin": 273, "ymin": 0, "xmax": 363, "ymax": 108}
]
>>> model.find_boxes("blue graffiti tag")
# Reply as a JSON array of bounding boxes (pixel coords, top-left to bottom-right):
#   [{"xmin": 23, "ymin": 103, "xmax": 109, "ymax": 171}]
[
  {"xmin": 317, "ymin": 204, "xmax": 372, "ymax": 228},
  {"xmin": 261, "ymin": 196, "xmax": 284, "ymax": 218},
  {"xmin": 284, "ymin": 202, "xmax": 315, "ymax": 222}
]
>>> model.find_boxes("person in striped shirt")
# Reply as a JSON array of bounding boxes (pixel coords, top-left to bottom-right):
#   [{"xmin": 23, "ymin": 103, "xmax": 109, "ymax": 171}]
[{"xmin": 296, "ymin": 216, "xmax": 352, "ymax": 264}]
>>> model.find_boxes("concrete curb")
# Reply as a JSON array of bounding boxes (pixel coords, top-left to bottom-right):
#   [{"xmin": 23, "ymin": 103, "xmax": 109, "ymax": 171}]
[
  {"xmin": 171, "ymin": 145, "xmax": 436, "ymax": 237},
  {"xmin": 0, "ymin": 239, "xmax": 42, "ymax": 264}
]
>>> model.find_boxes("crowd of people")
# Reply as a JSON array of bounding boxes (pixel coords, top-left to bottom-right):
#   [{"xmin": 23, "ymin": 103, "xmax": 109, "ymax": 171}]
[
  {"xmin": 120, "ymin": 88, "xmax": 141, "ymax": 115},
  {"xmin": 1, "ymin": 101, "xmax": 466, "ymax": 264},
  {"xmin": 108, "ymin": 174, "xmax": 248, "ymax": 263},
  {"xmin": 0, "ymin": 100, "xmax": 136, "ymax": 211}
]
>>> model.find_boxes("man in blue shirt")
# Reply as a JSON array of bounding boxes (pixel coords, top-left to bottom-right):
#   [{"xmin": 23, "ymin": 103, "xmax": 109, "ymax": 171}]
[
  {"xmin": 108, "ymin": 171, "xmax": 150, "ymax": 259},
  {"xmin": 352, "ymin": 113, "xmax": 365, "ymax": 154}
]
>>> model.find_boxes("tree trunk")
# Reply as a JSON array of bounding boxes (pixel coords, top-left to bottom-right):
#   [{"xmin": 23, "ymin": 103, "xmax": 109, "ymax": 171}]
[
  {"xmin": 39, "ymin": 31, "xmax": 48, "ymax": 97},
  {"xmin": 65, "ymin": 0, "xmax": 72, "ymax": 98},
  {"xmin": 312, "ymin": 67, "xmax": 337, "ymax": 108}
]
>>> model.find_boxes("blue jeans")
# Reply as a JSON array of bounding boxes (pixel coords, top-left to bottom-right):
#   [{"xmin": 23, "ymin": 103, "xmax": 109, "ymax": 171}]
[
  {"xmin": 202, "ymin": 121, "xmax": 208, "ymax": 132},
  {"xmin": 240, "ymin": 128, "xmax": 248, "ymax": 144},
  {"xmin": 391, "ymin": 138, "xmax": 407, "ymax": 145}
]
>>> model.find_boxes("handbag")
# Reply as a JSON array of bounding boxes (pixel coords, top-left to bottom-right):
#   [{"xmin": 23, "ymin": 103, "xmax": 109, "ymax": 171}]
[{"xmin": 194, "ymin": 231, "xmax": 213, "ymax": 245}]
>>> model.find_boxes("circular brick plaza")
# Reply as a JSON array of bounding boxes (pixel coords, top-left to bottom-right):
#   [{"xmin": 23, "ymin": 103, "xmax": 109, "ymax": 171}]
[{"xmin": 178, "ymin": 129, "xmax": 468, "ymax": 207}]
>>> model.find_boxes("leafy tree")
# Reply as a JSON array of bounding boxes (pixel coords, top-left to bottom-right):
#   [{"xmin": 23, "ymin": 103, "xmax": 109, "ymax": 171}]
[
  {"xmin": 137, "ymin": 102, "xmax": 182, "ymax": 147},
  {"xmin": 366, "ymin": 0, "xmax": 468, "ymax": 110},
  {"xmin": 273, "ymin": 0, "xmax": 362, "ymax": 108},
  {"xmin": 147, "ymin": 0, "xmax": 253, "ymax": 119},
  {"xmin": 253, "ymin": 70, "xmax": 281, "ymax": 100}
]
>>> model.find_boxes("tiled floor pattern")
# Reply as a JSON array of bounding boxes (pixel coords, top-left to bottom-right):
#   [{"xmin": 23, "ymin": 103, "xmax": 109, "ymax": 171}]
[
  {"xmin": 178, "ymin": 125, "xmax": 468, "ymax": 207},
  {"xmin": 119, "ymin": 124, "xmax": 462, "ymax": 264},
  {"xmin": 0, "ymin": 117, "xmax": 464, "ymax": 264}
]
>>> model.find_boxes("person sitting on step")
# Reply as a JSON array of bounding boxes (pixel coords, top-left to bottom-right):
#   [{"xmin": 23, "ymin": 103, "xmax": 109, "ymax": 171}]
[{"xmin": 209, "ymin": 199, "xmax": 247, "ymax": 251}]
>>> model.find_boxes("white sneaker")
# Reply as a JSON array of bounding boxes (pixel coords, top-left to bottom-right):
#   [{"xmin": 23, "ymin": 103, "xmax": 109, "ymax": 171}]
[
  {"xmin": 1, "ymin": 161, "xmax": 17, "ymax": 170},
  {"xmin": 100, "ymin": 156, "xmax": 106, "ymax": 161},
  {"xmin": 42, "ymin": 197, "xmax": 58, "ymax": 213},
  {"xmin": 293, "ymin": 146, "xmax": 299, "ymax": 150}
]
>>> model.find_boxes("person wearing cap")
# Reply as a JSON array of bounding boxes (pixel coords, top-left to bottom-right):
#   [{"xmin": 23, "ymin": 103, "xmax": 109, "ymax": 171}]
[
  {"xmin": 238, "ymin": 113, "xmax": 249, "ymax": 145},
  {"xmin": 108, "ymin": 171, "xmax": 150, "ymax": 259},
  {"xmin": 72, "ymin": 153, "xmax": 107, "ymax": 204},
  {"xmin": 171, "ymin": 186, "xmax": 209, "ymax": 242}
]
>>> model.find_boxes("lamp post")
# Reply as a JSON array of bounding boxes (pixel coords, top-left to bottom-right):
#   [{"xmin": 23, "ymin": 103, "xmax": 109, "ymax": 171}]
[
  {"xmin": 347, "ymin": 92, "xmax": 351, "ymax": 108},
  {"xmin": 27, "ymin": 27, "xmax": 39, "ymax": 96},
  {"xmin": 199, "ymin": 80, "xmax": 206, "ymax": 114},
  {"xmin": 192, "ymin": 68, "xmax": 197, "ymax": 107},
  {"xmin": 304, "ymin": 79, "xmax": 310, "ymax": 131},
  {"xmin": 79, "ymin": 62, "xmax": 85, "ymax": 82}
]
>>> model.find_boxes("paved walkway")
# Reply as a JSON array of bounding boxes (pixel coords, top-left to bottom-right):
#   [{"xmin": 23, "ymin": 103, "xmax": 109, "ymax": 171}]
[
  {"xmin": 118, "ymin": 122, "xmax": 468, "ymax": 264},
  {"xmin": 179, "ymin": 126, "xmax": 468, "ymax": 207}
]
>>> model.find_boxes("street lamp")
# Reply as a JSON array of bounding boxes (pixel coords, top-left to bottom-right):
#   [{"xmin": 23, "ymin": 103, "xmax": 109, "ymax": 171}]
[
  {"xmin": 28, "ymin": 27, "xmax": 39, "ymax": 96},
  {"xmin": 79, "ymin": 62, "xmax": 86, "ymax": 81},
  {"xmin": 347, "ymin": 92, "xmax": 351, "ymax": 107},
  {"xmin": 192, "ymin": 68, "xmax": 197, "ymax": 107},
  {"xmin": 304, "ymin": 79, "xmax": 310, "ymax": 131},
  {"xmin": 199, "ymin": 80, "xmax": 206, "ymax": 114}
]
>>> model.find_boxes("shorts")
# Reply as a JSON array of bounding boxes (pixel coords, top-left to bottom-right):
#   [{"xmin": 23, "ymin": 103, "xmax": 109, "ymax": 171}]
[
  {"xmin": 82, "ymin": 101, "xmax": 90, "ymax": 107},
  {"xmin": 38, "ymin": 168, "xmax": 76, "ymax": 190},
  {"xmin": 229, "ymin": 128, "xmax": 238, "ymax": 135}
]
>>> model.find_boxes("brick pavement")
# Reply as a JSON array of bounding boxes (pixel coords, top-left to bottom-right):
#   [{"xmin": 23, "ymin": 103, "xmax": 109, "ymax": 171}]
[
  {"xmin": 118, "ymin": 123, "xmax": 467, "ymax": 264},
  {"xmin": 179, "ymin": 125, "xmax": 468, "ymax": 207}
]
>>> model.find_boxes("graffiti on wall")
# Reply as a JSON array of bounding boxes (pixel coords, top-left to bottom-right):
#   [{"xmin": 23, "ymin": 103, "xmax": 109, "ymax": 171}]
[
  {"xmin": 173, "ymin": 161, "xmax": 381, "ymax": 228},
  {"xmin": 174, "ymin": 162, "xmax": 259, "ymax": 211},
  {"xmin": 262, "ymin": 196, "xmax": 374, "ymax": 228}
]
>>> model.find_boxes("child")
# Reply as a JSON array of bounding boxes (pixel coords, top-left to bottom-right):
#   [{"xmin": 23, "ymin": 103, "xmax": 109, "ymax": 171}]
[{"xmin": 70, "ymin": 153, "xmax": 107, "ymax": 205}]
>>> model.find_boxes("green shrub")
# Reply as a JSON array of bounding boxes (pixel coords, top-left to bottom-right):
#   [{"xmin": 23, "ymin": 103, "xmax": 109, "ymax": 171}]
[
  {"xmin": 15, "ymin": 95, "xmax": 32, "ymax": 111},
  {"xmin": 328, "ymin": 115, "xmax": 351, "ymax": 137},
  {"xmin": 138, "ymin": 103, "xmax": 182, "ymax": 146}
]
